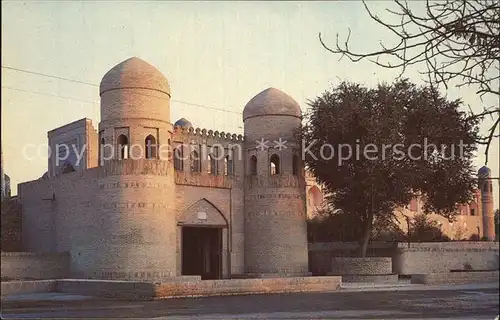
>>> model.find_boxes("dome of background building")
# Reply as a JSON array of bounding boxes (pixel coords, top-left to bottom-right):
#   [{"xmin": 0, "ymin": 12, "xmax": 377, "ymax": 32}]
[
  {"xmin": 243, "ymin": 87, "xmax": 301, "ymax": 121},
  {"xmin": 478, "ymin": 166, "xmax": 491, "ymax": 178},
  {"xmin": 99, "ymin": 57, "xmax": 170, "ymax": 96},
  {"xmin": 174, "ymin": 118, "xmax": 193, "ymax": 128}
]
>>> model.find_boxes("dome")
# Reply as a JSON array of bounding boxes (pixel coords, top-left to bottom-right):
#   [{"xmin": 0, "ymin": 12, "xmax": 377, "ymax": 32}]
[
  {"xmin": 99, "ymin": 57, "xmax": 170, "ymax": 96},
  {"xmin": 478, "ymin": 166, "xmax": 491, "ymax": 178},
  {"xmin": 243, "ymin": 87, "xmax": 301, "ymax": 121},
  {"xmin": 174, "ymin": 118, "xmax": 193, "ymax": 128}
]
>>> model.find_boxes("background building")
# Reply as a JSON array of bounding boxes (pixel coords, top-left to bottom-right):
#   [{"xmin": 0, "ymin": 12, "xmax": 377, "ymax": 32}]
[{"xmin": 305, "ymin": 170, "xmax": 496, "ymax": 241}]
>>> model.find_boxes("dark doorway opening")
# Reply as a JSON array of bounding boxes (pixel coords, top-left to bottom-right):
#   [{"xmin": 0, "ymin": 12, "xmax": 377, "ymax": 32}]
[{"xmin": 181, "ymin": 227, "xmax": 222, "ymax": 280}]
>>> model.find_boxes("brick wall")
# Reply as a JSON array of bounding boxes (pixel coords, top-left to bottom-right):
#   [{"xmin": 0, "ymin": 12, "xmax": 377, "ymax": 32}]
[
  {"xmin": 18, "ymin": 157, "xmax": 247, "ymax": 280},
  {"xmin": 243, "ymin": 113, "xmax": 309, "ymax": 276},
  {"xmin": 1, "ymin": 252, "xmax": 69, "ymax": 280},
  {"xmin": 47, "ymin": 118, "xmax": 96, "ymax": 176},
  {"xmin": 393, "ymin": 242, "xmax": 499, "ymax": 275},
  {"xmin": 308, "ymin": 241, "xmax": 500, "ymax": 275}
]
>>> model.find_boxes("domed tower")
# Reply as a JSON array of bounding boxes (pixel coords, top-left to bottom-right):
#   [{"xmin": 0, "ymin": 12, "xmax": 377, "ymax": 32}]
[
  {"xmin": 174, "ymin": 118, "xmax": 193, "ymax": 129},
  {"xmin": 478, "ymin": 166, "xmax": 495, "ymax": 240},
  {"xmin": 90, "ymin": 57, "xmax": 177, "ymax": 280},
  {"xmin": 243, "ymin": 87, "xmax": 309, "ymax": 276}
]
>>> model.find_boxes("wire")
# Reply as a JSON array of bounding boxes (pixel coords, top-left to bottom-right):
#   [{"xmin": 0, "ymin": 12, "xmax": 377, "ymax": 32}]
[
  {"xmin": 2, "ymin": 66, "xmax": 97, "ymax": 87},
  {"xmin": 2, "ymin": 65, "xmax": 243, "ymax": 115},
  {"xmin": 2, "ymin": 85, "xmax": 99, "ymax": 105},
  {"xmin": 2, "ymin": 85, "xmax": 243, "ymax": 131}
]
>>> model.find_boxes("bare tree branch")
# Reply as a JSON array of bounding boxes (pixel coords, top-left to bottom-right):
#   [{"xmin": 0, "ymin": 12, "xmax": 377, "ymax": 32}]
[{"xmin": 320, "ymin": 0, "xmax": 500, "ymax": 163}]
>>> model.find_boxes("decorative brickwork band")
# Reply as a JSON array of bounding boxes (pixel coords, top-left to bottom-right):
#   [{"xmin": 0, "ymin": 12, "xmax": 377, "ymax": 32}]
[
  {"xmin": 98, "ymin": 159, "xmax": 170, "ymax": 177},
  {"xmin": 245, "ymin": 173, "xmax": 306, "ymax": 189}
]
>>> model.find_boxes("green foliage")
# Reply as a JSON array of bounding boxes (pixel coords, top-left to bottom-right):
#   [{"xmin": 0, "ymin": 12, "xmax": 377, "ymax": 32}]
[
  {"xmin": 300, "ymin": 79, "xmax": 479, "ymax": 256},
  {"xmin": 468, "ymin": 234, "xmax": 480, "ymax": 241},
  {"xmin": 307, "ymin": 208, "xmax": 406, "ymax": 243},
  {"xmin": 307, "ymin": 208, "xmax": 362, "ymax": 242},
  {"xmin": 407, "ymin": 214, "xmax": 450, "ymax": 242}
]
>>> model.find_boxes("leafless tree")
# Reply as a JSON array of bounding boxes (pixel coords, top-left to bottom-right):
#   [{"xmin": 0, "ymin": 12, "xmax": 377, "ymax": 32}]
[{"xmin": 319, "ymin": 0, "xmax": 499, "ymax": 164}]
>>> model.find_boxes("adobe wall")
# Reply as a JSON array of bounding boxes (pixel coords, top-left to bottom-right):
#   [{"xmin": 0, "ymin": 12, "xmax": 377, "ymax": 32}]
[
  {"xmin": 329, "ymin": 257, "xmax": 392, "ymax": 275},
  {"xmin": 1, "ymin": 280, "xmax": 57, "ymax": 297},
  {"xmin": 174, "ymin": 183, "xmax": 243, "ymax": 278},
  {"xmin": 393, "ymin": 242, "xmax": 500, "ymax": 275},
  {"xmin": 18, "ymin": 178, "xmax": 58, "ymax": 253},
  {"xmin": 19, "ymin": 160, "xmax": 181, "ymax": 280},
  {"xmin": 411, "ymin": 271, "xmax": 499, "ymax": 285},
  {"xmin": 395, "ymin": 210, "xmax": 484, "ymax": 240},
  {"xmin": 89, "ymin": 159, "xmax": 178, "ymax": 281},
  {"xmin": 308, "ymin": 242, "xmax": 397, "ymax": 275},
  {"xmin": 1, "ymin": 252, "xmax": 69, "ymax": 280},
  {"xmin": 308, "ymin": 241, "xmax": 500, "ymax": 275},
  {"xmin": 1, "ymin": 276, "xmax": 343, "ymax": 300},
  {"xmin": 244, "ymin": 173, "xmax": 309, "ymax": 275},
  {"xmin": 154, "ymin": 276, "xmax": 342, "ymax": 299},
  {"xmin": 18, "ymin": 157, "xmax": 248, "ymax": 279},
  {"xmin": 172, "ymin": 126, "xmax": 246, "ymax": 276},
  {"xmin": 175, "ymin": 184, "xmax": 231, "ymax": 277},
  {"xmin": 18, "ymin": 168, "xmax": 101, "ymax": 277},
  {"xmin": 47, "ymin": 118, "xmax": 97, "ymax": 176}
]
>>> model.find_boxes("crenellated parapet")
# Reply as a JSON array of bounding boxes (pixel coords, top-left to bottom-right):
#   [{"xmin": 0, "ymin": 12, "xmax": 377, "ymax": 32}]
[{"xmin": 172, "ymin": 125, "xmax": 244, "ymax": 144}]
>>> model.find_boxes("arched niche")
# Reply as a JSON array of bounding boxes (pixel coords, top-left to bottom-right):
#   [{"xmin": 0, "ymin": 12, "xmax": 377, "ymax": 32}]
[
  {"xmin": 116, "ymin": 134, "xmax": 129, "ymax": 160},
  {"xmin": 145, "ymin": 134, "xmax": 157, "ymax": 159},
  {"xmin": 249, "ymin": 155, "xmax": 257, "ymax": 175},
  {"xmin": 307, "ymin": 185, "xmax": 323, "ymax": 206},
  {"xmin": 178, "ymin": 198, "xmax": 228, "ymax": 227},
  {"xmin": 270, "ymin": 154, "xmax": 280, "ymax": 175}
]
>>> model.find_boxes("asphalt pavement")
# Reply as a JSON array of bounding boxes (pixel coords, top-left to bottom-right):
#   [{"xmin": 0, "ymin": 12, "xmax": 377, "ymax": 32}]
[{"xmin": 1, "ymin": 284, "xmax": 499, "ymax": 319}]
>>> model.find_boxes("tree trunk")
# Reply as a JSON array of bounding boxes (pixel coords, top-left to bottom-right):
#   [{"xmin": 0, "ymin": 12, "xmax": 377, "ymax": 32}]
[
  {"xmin": 358, "ymin": 211, "xmax": 374, "ymax": 257},
  {"xmin": 358, "ymin": 179, "xmax": 376, "ymax": 258}
]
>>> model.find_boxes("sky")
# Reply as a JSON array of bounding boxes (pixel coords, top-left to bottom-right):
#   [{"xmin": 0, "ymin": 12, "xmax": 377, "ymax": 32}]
[{"xmin": 1, "ymin": 1, "xmax": 498, "ymax": 208}]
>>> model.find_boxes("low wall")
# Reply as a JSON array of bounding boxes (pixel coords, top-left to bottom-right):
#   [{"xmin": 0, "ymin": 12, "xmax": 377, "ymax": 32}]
[
  {"xmin": 308, "ymin": 242, "xmax": 396, "ymax": 275},
  {"xmin": 1, "ymin": 252, "xmax": 70, "ymax": 280},
  {"xmin": 393, "ymin": 242, "xmax": 499, "ymax": 275},
  {"xmin": 0, "ymin": 280, "xmax": 57, "ymax": 297},
  {"xmin": 341, "ymin": 274, "xmax": 399, "ymax": 283},
  {"xmin": 411, "ymin": 271, "xmax": 500, "ymax": 285},
  {"xmin": 57, "ymin": 279, "xmax": 155, "ymax": 300},
  {"xmin": 329, "ymin": 257, "xmax": 392, "ymax": 275},
  {"xmin": 154, "ymin": 276, "xmax": 342, "ymax": 298},
  {"xmin": 309, "ymin": 242, "xmax": 500, "ymax": 276},
  {"xmin": 1, "ymin": 277, "xmax": 343, "ymax": 300}
]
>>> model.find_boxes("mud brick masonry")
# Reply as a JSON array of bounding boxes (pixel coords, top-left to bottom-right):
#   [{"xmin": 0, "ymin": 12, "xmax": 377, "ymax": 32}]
[
  {"xmin": 17, "ymin": 57, "xmax": 312, "ymax": 281},
  {"xmin": 16, "ymin": 57, "xmax": 496, "ymax": 282}
]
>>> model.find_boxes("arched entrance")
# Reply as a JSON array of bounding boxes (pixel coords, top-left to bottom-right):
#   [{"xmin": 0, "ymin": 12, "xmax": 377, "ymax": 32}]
[
  {"xmin": 178, "ymin": 199, "xmax": 228, "ymax": 280},
  {"xmin": 308, "ymin": 185, "xmax": 323, "ymax": 207}
]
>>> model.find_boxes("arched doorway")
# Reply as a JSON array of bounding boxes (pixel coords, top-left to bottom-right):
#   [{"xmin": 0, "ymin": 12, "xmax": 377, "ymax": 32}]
[
  {"xmin": 307, "ymin": 185, "xmax": 324, "ymax": 219},
  {"xmin": 308, "ymin": 185, "xmax": 323, "ymax": 207},
  {"xmin": 178, "ymin": 199, "xmax": 228, "ymax": 280}
]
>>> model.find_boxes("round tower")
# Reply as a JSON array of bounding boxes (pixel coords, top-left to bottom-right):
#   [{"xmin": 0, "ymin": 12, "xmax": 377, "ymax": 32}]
[
  {"xmin": 243, "ymin": 87, "xmax": 309, "ymax": 276},
  {"xmin": 478, "ymin": 166, "xmax": 495, "ymax": 241},
  {"xmin": 88, "ymin": 57, "xmax": 177, "ymax": 280}
]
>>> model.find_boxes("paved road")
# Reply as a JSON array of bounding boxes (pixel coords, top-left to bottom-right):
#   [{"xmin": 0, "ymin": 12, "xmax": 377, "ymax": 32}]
[{"xmin": 1, "ymin": 286, "xmax": 499, "ymax": 319}]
